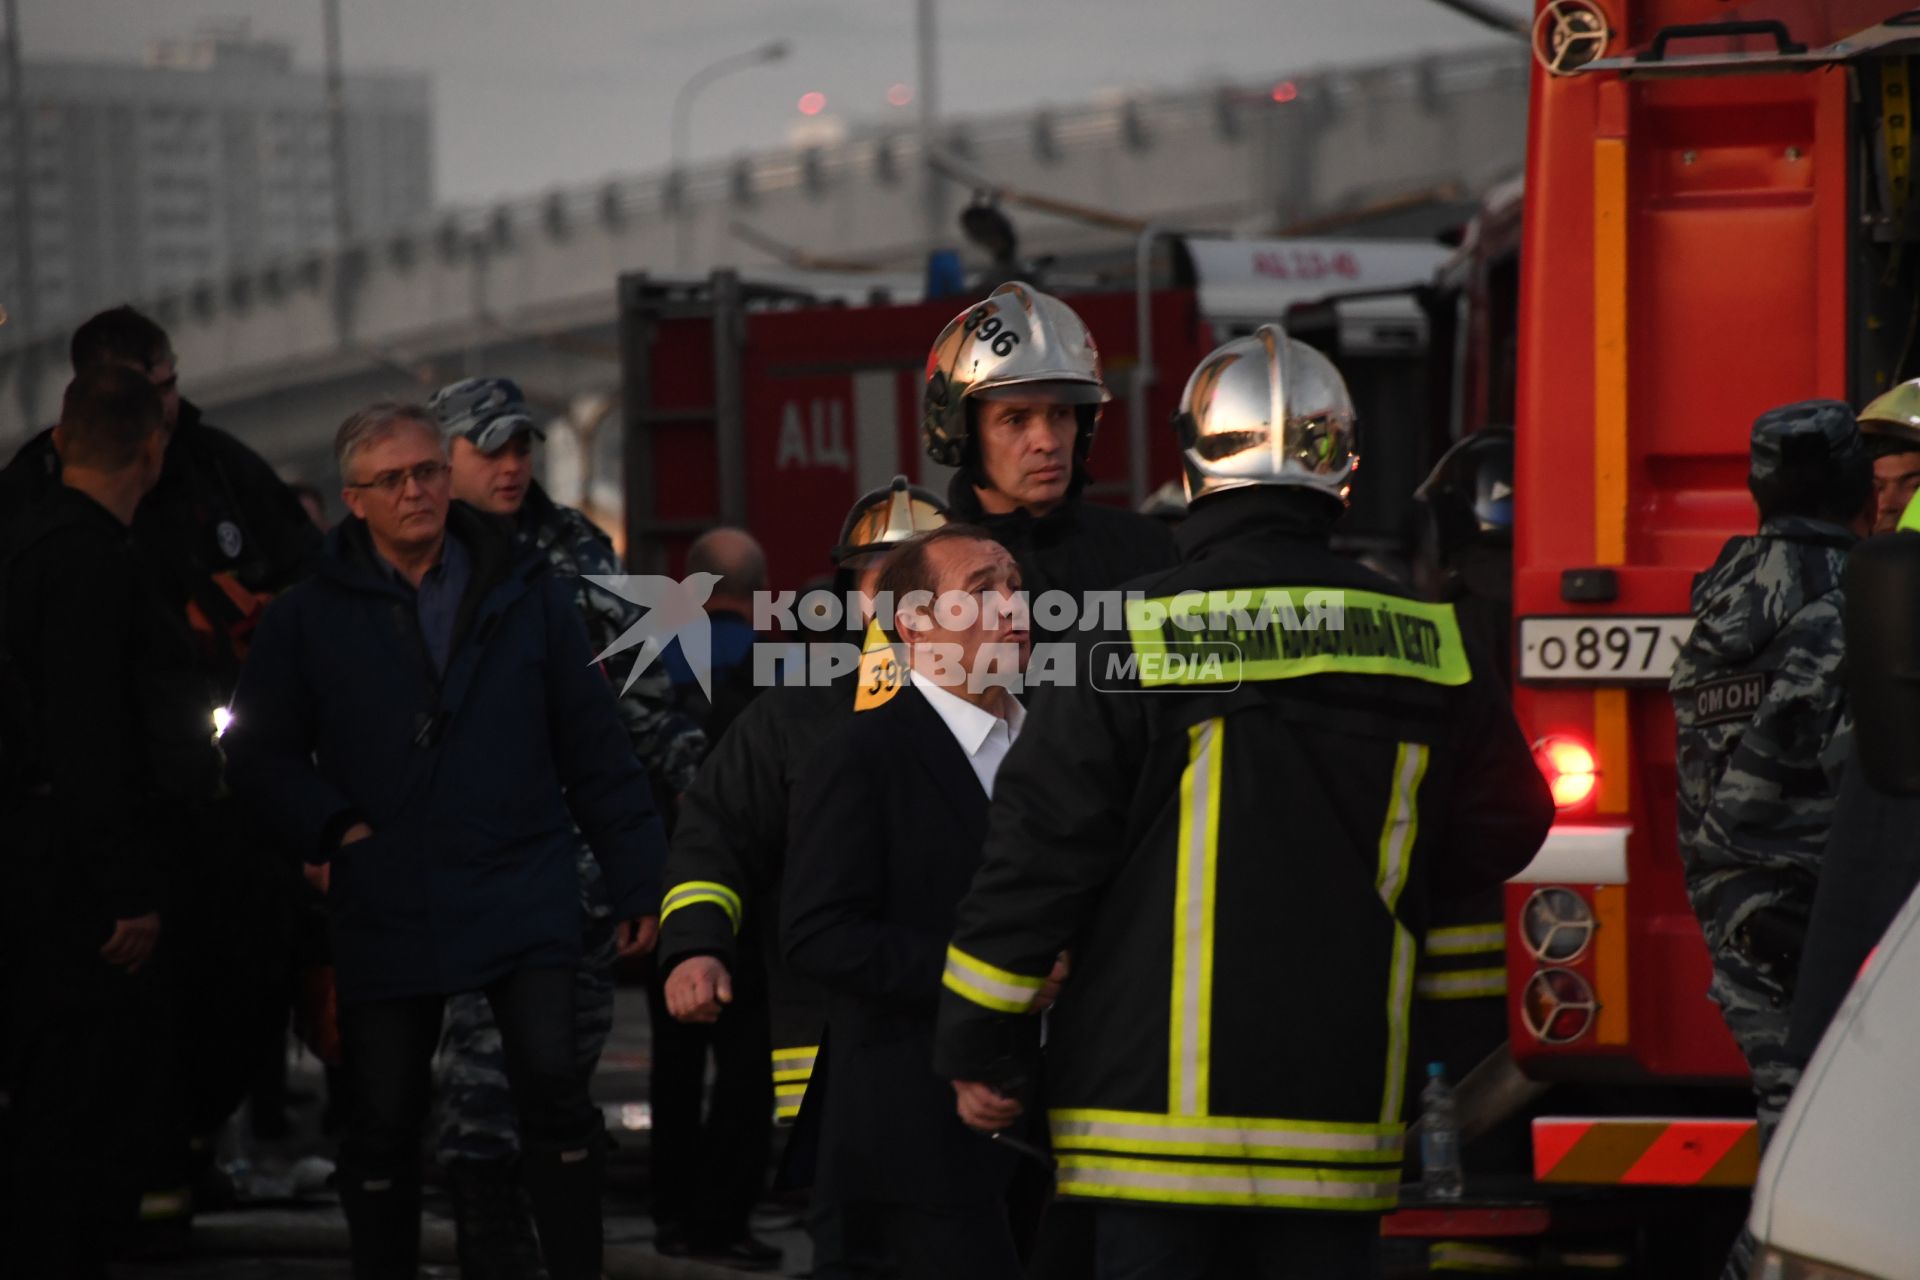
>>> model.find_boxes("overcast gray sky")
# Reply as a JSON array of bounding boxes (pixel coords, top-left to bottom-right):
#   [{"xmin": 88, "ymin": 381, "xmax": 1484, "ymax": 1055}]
[{"xmin": 19, "ymin": 0, "xmax": 1513, "ymax": 206}]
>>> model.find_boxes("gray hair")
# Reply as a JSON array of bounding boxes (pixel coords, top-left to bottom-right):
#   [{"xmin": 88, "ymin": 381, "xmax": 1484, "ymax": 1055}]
[{"xmin": 334, "ymin": 401, "xmax": 443, "ymax": 481}]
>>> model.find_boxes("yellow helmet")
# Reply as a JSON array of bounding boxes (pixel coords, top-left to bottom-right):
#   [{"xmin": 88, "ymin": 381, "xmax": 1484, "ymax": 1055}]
[
  {"xmin": 833, "ymin": 476, "xmax": 949, "ymax": 564},
  {"xmin": 1860, "ymin": 379, "xmax": 1920, "ymax": 450}
]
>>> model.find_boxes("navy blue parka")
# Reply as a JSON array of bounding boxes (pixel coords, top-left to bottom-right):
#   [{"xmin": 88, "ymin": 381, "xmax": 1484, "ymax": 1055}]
[{"xmin": 225, "ymin": 503, "xmax": 666, "ymax": 1004}]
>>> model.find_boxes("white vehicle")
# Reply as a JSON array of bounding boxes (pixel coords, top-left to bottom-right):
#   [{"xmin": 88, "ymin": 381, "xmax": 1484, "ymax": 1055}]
[{"xmin": 1748, "ymin": 886, "xmax": 1920, "ymax": 1280}]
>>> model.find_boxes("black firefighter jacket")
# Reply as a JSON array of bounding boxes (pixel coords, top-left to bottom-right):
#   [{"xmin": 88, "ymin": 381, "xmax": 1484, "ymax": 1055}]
[
  {"xmin": 657, "ymin": 672, "xmax": 858, "ymax": 1118},
  {"xmin": 931, "ymin": 488, "xmax": 1554, "ymax": 1216},
  {"xmin": 945, "ymin": 477, "xmax": 1179, "ymax": 619},
  {"xmin": 782, "ymin": 685, "xmax": 1027, "ymax": 1206}
]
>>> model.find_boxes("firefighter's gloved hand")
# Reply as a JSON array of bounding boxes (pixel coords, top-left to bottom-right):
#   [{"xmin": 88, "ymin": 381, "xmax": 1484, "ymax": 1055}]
[
  {"xmin": 666, "ymin": 954, "xmax": 734, "ymax": 1022},
  {"xmin": 1033, "ymin": 951, "xmax": 1071, "ymax": 1013},
  {"xmin": 953, "ymin": 1080, "xmax": 1024, "ymax": 1133}
]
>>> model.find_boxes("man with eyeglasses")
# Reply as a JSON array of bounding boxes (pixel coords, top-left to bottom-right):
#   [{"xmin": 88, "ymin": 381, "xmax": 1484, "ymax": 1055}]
[{"xmin": 224, "ymin": 401, "xmax": 669, "ymax": 1280}]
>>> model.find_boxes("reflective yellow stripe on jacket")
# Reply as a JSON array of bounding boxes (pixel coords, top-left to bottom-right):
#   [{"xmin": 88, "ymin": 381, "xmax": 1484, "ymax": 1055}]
[
  {"xmin": 1040, "ymin": 725, "xmax": 1411, "ymax": 1213},
  {"xmin": 771, "ymin": 1044, "xmax": 818, "ymax": 1122},
  {"xmin": 659, "ymin": 880, "xmax": 743, "ymax": 932},
  {"xmin": 1376, "ymin": 742, "xmax": 1429, "ymax": 1125},
  {"xmin": 943, "ymin": 945, "xmax": 1045, "ymax": 1014},
  {"xmin": 1055, "ymin": 1153, "xmax": 1400, "ymax": 1211},
  {"xmin": 1418, "ymin": 922, "xmax": 1507, "ymax": 1000}
]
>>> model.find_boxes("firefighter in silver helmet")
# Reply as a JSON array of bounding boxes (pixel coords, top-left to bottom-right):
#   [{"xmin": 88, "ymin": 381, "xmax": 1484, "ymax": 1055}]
[
  {"xmin": 923, "ymin": 281, "xmax": 1176, "ymax": 606},
  {"xmin": 932, "ymin": 325, "xmax": 1553, "ymax": 1279},
  {"xmin": 656, "ymin": 477, "xmax": 945, "ymax": 1274}
]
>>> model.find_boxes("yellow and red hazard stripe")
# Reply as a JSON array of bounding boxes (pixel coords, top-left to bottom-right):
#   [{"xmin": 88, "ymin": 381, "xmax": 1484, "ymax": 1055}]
[{"xmin": 1533, "ymin": 1117, "xmax": 1757, "ymax": 1187}]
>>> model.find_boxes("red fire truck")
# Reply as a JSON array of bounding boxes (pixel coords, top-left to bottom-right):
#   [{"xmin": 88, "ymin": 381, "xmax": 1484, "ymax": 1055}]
[{"xmin": 1489, "ymin": 0, "xmax": 1920, "ymax": 1259}]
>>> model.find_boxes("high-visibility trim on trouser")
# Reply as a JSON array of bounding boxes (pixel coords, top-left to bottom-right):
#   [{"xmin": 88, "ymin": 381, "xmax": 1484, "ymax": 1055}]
[
  {"xmin": 942, "ymin": 945, "xmax": 1045, "ymax": 1014},
  {"xmin": 1417, "ymin": 968, "xmax": 1508, "ymax": 1000},
  {"xmin": 1424, "ymin": 923, "xmax": 1504, "ymax": 957},
  {"xmin": 771, "ymin": 1045, "xmax": 818, "ymax": 1121},
  {"xmin": 659, "ymin": 880, "xmax": 743, "ymax": 932},
  {"xmin": 1049, "ymin": 1108, "xmax": 1403, "ymax": 1164},
  {"xmin": 1056, "ymin": 1154, "xmax": 1400, "ymax": 1211},
  {"xmin": 1431, "ymin": 1241, "xmax": 1534, "ymax": 1273},
  {"xmin": 1170, "ymin": 717, "xmax": 1224, "ymax": 1118},
  {"xmin": 1376, "ymin": 742, "xmax": 1428, "ymax": 1125}
]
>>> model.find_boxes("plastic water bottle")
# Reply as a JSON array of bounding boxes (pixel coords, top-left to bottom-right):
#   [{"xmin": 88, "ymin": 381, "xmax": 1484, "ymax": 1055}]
[{"xmin": 1420, "ymin": 1061, "xmax": 1465, "ymax": 1201}]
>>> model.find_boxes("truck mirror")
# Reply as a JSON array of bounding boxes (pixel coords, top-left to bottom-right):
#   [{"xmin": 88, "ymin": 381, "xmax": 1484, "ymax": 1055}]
[{"xmin": 1845, "ymin": 533, "xmax": 1920, "ymax": 795}]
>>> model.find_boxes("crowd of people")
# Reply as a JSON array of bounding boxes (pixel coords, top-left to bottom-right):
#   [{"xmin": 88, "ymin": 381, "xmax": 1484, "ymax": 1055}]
[{"xmin": 1, "ymin": 277, "xmax": 1915, "ymax": 1280}]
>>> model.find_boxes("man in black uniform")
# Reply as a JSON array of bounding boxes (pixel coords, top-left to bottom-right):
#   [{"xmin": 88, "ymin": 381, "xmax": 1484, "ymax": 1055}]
[
  {"xmin": 658, "ymin": 477, "xmax": 948, "ymax": 1274},
  {"xmin": 0, "ymin": 368, "xmax": 222, "ymax": 1278},
  {"xmin": 1, "ymin": 305, "xmax": 321, "ymax": 1227},
  {"xmin": 932, "ymin": 326, "xmax": 1554, "ymax": 1280},
  {"xmin": 923, "ymin": 281, "xmax": 1178, "ymax": 607}
]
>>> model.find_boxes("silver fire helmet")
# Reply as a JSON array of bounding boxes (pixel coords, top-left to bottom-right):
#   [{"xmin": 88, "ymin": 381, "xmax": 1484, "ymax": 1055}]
[
  {"xmin": 1174, "ymin": 324, "xmax": 1358, "ymax": 505},
  {"xmin": 921, "ymin": 281, "xmax": 1111, "ymax": 468}
]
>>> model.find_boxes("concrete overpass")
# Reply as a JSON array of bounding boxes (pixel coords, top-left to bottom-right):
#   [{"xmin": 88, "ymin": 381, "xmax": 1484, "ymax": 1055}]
[{"xmin": 0, "ymin": 45, "xmax": 1528, "ymax": 494}]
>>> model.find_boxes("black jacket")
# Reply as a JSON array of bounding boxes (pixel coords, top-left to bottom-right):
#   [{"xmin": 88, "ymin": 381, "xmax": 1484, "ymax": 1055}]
[
  {"xmin": 932, "ymin": 488, "xmax": 1553, "ymax": 1215},
  {"xmin": 657, "ymin": 676, "xmax": 850, "ymax": 1079},
  {"xmin": 782, "ymin": 686, "xmax": 1024, "ymax": 1206},
  {"xmin": 945, "ymin": 479, "xmax": 1179, "ymax": 619},
  {"xmin": 1, "ymin": 401, "xmax": 320, "ymax": 693},
  {"xmin": 1, "ymin": 487, "xmax": 221, "ymax": 922},
  {"xmin": 224, "ymin": 505, "xmax": 666, "ymax": 1003},
  {"xmin": 1788, "ymin": 748, "xmax": 1920, "ymax": 1063}
]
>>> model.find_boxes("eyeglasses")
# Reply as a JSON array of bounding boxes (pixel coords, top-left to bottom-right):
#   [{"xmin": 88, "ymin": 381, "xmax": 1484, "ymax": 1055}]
[{"xmin": 348, "ymin": 460, "xmax": 451, "ymax": 495}]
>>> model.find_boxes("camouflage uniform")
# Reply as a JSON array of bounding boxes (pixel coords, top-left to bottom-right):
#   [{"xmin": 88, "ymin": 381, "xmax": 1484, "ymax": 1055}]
[
  {"xmin": 433, "ymin": 382, "xmax": 706, "ymax": 1167},
  {"xmin": 1671, "ymin": 401, "xmax": 1862, "ymax": 1148}
]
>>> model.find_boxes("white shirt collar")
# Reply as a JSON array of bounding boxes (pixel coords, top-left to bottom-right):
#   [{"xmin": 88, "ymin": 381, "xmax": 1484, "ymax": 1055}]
[{"xmin": 912, "ymin": 671, "xmax": 1025, "ymax": 758}]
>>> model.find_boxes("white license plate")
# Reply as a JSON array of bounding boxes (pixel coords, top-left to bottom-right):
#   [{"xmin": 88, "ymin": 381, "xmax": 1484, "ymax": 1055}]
[{"xmin": 1518, "ymin": 615, "xmax": 1694, "ymax": 684}]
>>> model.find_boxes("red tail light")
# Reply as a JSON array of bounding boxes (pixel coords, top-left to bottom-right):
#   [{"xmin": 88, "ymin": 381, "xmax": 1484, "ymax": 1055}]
[{"xmin": 1533, "ymin": 736, "xmax": 1598, "ymax": 810}]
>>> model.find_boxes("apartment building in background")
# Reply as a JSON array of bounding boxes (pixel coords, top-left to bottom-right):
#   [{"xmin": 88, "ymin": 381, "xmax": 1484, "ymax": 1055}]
[{"xmin": 0, "ymin": 24, "xmax": 431, "ymax": 330}]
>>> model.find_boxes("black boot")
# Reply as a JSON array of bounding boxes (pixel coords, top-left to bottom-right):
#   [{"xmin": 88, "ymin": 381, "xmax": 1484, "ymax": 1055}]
[
  {"xmin": 446, "ymin": 1157, "xmax": 548, "ymax": 1280},
  {"xmin": 522, "ymin": 1142, "xmax": 605, "ymax": 1280},
  {"xmin": 337, "ymin": 1168, "xmax": 422, "ymax": 1280}
]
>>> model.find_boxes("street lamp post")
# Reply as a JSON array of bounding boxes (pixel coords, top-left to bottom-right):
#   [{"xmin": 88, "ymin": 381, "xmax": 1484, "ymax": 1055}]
[{"xmin": 671, "ymin": 39, "xmax": 790, "ymax": 269}]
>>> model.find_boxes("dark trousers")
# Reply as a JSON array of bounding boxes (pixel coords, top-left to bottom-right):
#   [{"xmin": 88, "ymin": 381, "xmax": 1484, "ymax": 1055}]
[
  {"xmin": 1093, "ymin": 1205, "xmax": 1381, "ymax": 1280},
  {"xmin": 1, "ymin": 854, "xmax": 175, "ymax": 1279},
  {"xmin": 873, "ymin": 1200, "xmax": 1024, "ymax": 1280},
  {"xmin": 337, "ymin": 965, "xmax": 605, "ymax": 1280},
  {"xmin": 644, "ymin": 948, "xmax": 774, "ymax": 1244}
]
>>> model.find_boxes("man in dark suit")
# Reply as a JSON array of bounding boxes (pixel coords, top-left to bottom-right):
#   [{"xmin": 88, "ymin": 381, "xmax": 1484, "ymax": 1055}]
[{"xmin": 783, "ymin": 524, "xmax": 1061, "ymax": 1280}]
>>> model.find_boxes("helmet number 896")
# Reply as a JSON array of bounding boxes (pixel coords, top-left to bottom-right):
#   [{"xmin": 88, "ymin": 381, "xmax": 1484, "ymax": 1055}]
[{"xmin": 966, "ymin": 309, "xmax": 1023, "ymax": 358}]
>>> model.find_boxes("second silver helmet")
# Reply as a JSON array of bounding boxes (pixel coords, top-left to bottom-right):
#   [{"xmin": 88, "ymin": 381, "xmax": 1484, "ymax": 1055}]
[{"xmin": 1175, "ymin": 324, "xmax": 1358, "ymax": 505}]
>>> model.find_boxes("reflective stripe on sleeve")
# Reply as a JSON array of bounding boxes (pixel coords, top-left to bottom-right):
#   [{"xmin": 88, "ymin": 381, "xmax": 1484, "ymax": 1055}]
[
  {"xmin": 1424, "ymin": 923, "xmax": 1505, "ymax": 957},
  {"xmin": 659, "ymin": 880, "xmax": 743, "ymax": 932},
  {"xmin": 942, "ymin": 945, "xmax": 1045, "ymax": 1014},
  {"xmin": 1050, "ymin": 1109, "xmax": 1402, "ymax": 1164},
  {"xmin": 1056, "ymin": 1154, "xmax": 1400, "ymax": 1211},
  {"xmin": 1417, "ymin": 968, "xmax": 1508, "ymax": 1000}
]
